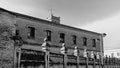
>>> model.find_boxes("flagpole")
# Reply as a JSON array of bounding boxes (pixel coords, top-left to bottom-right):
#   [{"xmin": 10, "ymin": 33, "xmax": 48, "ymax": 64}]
[
  {"xmin": 74, "ymin": 46, "xmax": 79, "ymax": 68},
  {"xmin": 83, "ymin": 49, "xmax": 88, "ymax": 68},
  {"xmin": 93, "ymin": 57, "xmax": 95, "ymax": 68},
  {"xmin": 42, "ymin": 37, "xmax": 50, "ymax": 68},
  {"xmin": 60, "ymin": 43, "xmax": 67, "ymax": 68}
]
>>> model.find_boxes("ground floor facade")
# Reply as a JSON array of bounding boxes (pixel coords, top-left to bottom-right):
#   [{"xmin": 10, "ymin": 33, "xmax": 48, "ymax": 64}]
[{"xmin": 15, "ymin": 43, "xmax": 102, "ymax": 68}]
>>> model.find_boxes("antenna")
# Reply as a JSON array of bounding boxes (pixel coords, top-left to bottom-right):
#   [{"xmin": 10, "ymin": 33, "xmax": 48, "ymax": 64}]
[
  {"xmin": 49, "ymin": 8, "xmax": 55, "ymax": 16},
  {"xmin": 49, "ymin": 8, "xmax": 55, "ymax": 21},
  {"xmin": 48, "ymin": 8, "xmax": 60, "ymax": 24},
  {"xmin": 46, "ymin": 8, "xmax": 55, "ymax": 21}
]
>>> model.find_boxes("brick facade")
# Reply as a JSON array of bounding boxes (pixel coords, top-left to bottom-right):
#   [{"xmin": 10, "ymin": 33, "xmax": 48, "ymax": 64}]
[
  {"xmin": 16, "ymin": 12, "xmax": 102, "ymax": 52},
  {"xmin": 0, "ymin": 7, "xmax": 104, "ymax": 68}
]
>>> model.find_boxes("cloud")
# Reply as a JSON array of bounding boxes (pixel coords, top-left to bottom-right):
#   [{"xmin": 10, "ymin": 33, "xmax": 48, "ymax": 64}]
[
  {"xmin": 45, "ymin": 0, "xmax": 120, "ymax": 25},
  {"xmin": 1, "ymin": 0, "xmax": 120, "ymax": 26},
  {"xmin": 81, "ymin": 12, "xmax": 120, "ymax": 50},
  {"xmin": 0, "ymin": 0, "xmax": 120, "ymax": 51},
  {"xmin": 0, "ymin": 0, "xmax": 50, "ymax": 19}
]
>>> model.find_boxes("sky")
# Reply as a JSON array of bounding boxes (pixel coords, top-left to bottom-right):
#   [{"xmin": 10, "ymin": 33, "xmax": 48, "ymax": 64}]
[{"xmin": 0, "ymin": 0, "xmax": 120, "ymax": 52}]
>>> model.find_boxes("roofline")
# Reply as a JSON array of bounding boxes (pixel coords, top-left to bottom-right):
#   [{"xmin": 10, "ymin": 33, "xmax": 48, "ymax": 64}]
[{"xmin": 0, "ymin": 7, "xmax": 102, "ymax": 35}]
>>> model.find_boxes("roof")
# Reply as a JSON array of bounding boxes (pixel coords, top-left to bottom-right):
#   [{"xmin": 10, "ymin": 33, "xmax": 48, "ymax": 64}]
[{"xmin": 0, "ymin": 7, "xmax": 102, "ymax": 35}]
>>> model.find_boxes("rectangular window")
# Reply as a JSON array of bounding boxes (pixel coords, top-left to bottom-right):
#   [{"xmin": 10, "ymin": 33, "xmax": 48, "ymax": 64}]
[
  {"xmin": 83, "ymin": 37, "xmax": 87, "ymax": 46},
  {"xmin": 46, "ymin": 30, "xmax": 51, "ymax": 41},
  {"xmin": 16, "ymin": 30, "xmax": 19, "ymax": 36},
  {"xmin": 92, "ymin": 39, "xmax": 96, "ymax": 47},
  {"xmin": 60, "ymin": 33, "xmax": 65, "ymax": 43},
  {"xmin": 28, "ymin": 27, "xmax": 35, "ymax": 39},
  {"xmin": 72, "ymin": 35, "xmax": 77, "ymax": 45}
]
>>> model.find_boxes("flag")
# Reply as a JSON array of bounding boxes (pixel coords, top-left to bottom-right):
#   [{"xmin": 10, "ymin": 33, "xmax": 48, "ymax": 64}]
[
  {"xmin": 90, "ymin": 51, "xmax": 94, "ymax": 59},
  {"xmin": 83, "ymin": 49, "xmax": 87, "ymax": 58}
]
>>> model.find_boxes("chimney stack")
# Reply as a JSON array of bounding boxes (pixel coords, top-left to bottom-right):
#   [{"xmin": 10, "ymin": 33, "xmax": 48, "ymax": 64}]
[{"xmin": 51, "ymin": 15, "xmax": 60, "ymax": 24}]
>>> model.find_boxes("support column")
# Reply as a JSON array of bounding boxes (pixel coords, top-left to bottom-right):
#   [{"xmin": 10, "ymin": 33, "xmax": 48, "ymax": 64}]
[
  {"xmin": 93, "ymin": 58, "xmax": 95, "ymax": 68},
  {"xmin": 98, "ymin": 59, "xmax": 100, "ymax": 68},
  {"xmin": 63, "ymin": 54, "xmax": 67, "ymax": 68},
  {"xmin": 86, "ymin": 57, "xmax": 88, "ymax": 68},
  {"xmin": 18, "ymin": 48, "xmax": 21, "ymax": 68},
  {"xmin": 45, "ymin": 51, "xmax": 49, "ymax": 68},
  {"xmin": 13, "ymin": 47, "xmax": 17, "ymax": 68},
  {"xmin": 47, "ymin": 51, "xmax": 50, "ymax": 68},
  {"xmin": 76, "ymin": 56, "xmax": 79, "ymax": 68}
]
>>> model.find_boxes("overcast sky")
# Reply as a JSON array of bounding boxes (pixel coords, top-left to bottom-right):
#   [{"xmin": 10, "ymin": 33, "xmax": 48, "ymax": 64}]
[{"xmin": 0, "ymin": 0, "xmax": 120, "ymax": 51}]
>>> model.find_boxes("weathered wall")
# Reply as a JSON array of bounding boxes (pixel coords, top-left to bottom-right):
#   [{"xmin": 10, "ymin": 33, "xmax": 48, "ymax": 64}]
[
  {"xmin": 0, "ymin": 7, "xmax": 103, "ymax": 68},
  {"xmin": 16, "ymin": 15, "xmax": 102, "ymax": 55},
  {"xmin": 17, "ymin": 17, "xmax": 101, "ymax": 48},
  {"xmin": 0, "ymin": 41, "xmax": 14, "ymax": 68},
  {"xmin": 0, "ymin": 10, "xmax": 15, "ymax": 68}
]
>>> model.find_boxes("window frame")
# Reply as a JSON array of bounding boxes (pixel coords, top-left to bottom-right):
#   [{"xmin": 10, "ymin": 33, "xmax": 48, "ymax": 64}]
[
  {"xmin": 60, "ymin": 33, "xmax": 65, "ymax": 43},
  {"xmin": 83, "ymin": 37, "xmax": 87, "ymax": 46},
  {"xmin": 92, "ymin": 39, "xmax": 96, "ymax": 47},
  {"xmin": 27, "ymin": 26, "xmax": 35, "ymax": 39},
  {"xmin": 72, "ymin": 35, "xmax": 77, "ymax": 45},
  {"xmin": 46, "ymin": 30, "xmax": 52, "ymax": 41},
  {"xmin": 16, "ymin": 30, "xmax": 19, "ymax": 36}
]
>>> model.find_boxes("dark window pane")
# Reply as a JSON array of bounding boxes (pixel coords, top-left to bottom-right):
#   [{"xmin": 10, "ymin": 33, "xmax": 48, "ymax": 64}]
[
  {"xmin": 83, "ymin": 37, "xmax": 87, "ymax": 46},
  {"xmin": 46, "ymin": 30, "xmax": 51, "ymax": 41},
  {"xmin": 28, "ymin": 27, "xmax": 35, "ymax": 39},
  {"xmin": 60, "ymin": 33, "xmax": 65, "ymax": 43},
  {"xmin": 16, "ymin": 30, "xmax": 19, "ymax": 36},
  {"xmin": 72, "ymin": 35, "xmax": 76, "ymax": 45},
  {"xmin": 92, "ymin": 39, "xmax": 96, "ymax": 47}
]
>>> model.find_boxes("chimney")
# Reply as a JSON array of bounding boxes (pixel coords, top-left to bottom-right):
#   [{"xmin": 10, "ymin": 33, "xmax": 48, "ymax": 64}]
[{"xmin": 51, "ymin": 15, "xmax": 60, "ymax": 24}]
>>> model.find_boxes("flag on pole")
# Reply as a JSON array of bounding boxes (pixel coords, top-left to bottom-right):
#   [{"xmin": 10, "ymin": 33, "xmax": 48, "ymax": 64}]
[
  {"xmin": 74, "ymin": 46, "xmax": 79, "ymax": 56},
  {"xmin": 96, "ymin": 52, "xmax": 100, "ymax": 59},
  {"xmin": 41, "ymin": 37, "xmax": 50, "ymax": 52},
  {"xmin": 83, "ymin": 49, "xmax": 87, "ymax": 58},
  {"xmin": 91, "ymin": 51, "xmax": 94, "ymax": 59},
  {"xmin": 60, "ymin": 43, "xmax": 66, "ymax": 54}
]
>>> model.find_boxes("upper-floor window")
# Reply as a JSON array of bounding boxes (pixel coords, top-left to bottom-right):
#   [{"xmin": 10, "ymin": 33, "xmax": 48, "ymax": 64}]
[
  {"xmin": 16, "ymin": 30, "xmax": 19, "ymax": 36},
  {"xmin": 83, "ymin": 37, "xmax": 87, "ymax": 46},
  {"xmin": 72, "ymin": 35, "xmax": 77, "ymax": 45},
  {"xmin": 28, "ymin": 27, "xmax": 35, "ymax": 39},
  {"xmin": 60, "ymin": 33, "xmax": 65, "ymax": 43},
  {"xmin": 46, "ymin": 30, "xmax": 51, "ymax": 41},
  {"xmin": 92, "ymin": 39, "xmax": 96, "ymax": 47}
]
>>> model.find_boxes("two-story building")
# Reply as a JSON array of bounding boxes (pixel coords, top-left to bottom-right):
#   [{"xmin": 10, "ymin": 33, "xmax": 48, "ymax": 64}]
[{"xmin": 0, "ymin": 7, "xmax": 105, "ymax": 68}]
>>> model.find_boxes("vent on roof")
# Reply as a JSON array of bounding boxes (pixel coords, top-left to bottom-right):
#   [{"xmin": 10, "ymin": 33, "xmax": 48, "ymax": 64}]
[{"xmin": 51, "ymin": 15, "xmax": 60, "ymax": 24}]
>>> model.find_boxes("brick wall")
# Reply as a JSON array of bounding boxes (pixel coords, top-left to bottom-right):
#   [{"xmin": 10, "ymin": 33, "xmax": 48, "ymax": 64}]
[
  {"xmin": 16, "ymin": 16, "xmax": 102, "ymax": 52},
  {"xmin": 0, "ymin": 8, "xmax": 103, "ymax": 67}
]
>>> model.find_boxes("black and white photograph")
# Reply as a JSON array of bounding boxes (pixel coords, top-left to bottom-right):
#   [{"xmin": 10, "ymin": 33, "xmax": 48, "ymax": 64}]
[{"xmin": 0, "ymin": 0, "xmax": 120, "ymax": 68}]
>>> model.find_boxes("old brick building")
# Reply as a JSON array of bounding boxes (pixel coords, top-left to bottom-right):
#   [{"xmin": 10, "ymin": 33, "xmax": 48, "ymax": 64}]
[{"xmin": 0, "ymin": 7, "xmax": 105, "ymax": 68}]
